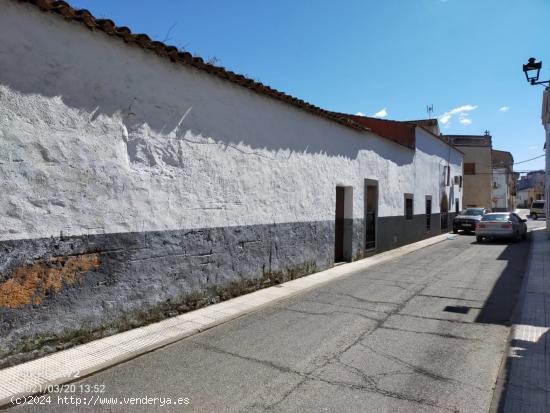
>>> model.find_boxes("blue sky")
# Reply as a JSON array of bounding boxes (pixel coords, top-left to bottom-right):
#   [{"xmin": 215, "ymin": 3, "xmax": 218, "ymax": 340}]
[{"xmin": 70, "ymin": 0, "xmax": 550, "ymax": 171}]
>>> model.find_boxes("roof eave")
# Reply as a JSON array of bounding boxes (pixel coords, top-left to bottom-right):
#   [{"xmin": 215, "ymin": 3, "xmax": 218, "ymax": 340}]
[{"xmin": 18, "ymin": 0, "xmax": 370, "ymax": 134}]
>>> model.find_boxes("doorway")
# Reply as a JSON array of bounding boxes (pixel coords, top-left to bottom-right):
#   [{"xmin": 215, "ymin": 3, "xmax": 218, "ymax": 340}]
[
  {"xmin": 441, "ymin": 193, "xmax": 449, "ymax": 231},
  {"xmin": 365, "ymin": 180, "xmax": 378, "ymax": 251},
  {"xmin": 335, "ymin": 186, "xmax": 353, "ymax": 262}
]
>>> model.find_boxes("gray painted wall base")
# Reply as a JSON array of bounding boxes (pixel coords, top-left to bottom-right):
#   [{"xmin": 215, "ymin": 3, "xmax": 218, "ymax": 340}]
[{"xmin": 0, "ymin": 215, "xmax": 450, "ymax": 367}]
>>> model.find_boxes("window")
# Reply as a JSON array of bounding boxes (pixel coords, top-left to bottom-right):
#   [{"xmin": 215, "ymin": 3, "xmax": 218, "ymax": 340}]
[
  {"xmin": 404, "ymin": 194, "xmax": 414, "ymax": 221},
  {"xmin": 464, "ymin": 163, "xmax": 476, "ymax": 175},
  {"xmin": 425, "ymin": 196, "xmax": 432, "ymax": 231},
  {"xmin": 459, "ymin": 176, "xmax": 463, "ymax": 188},
  {"xmin": 455, "ymin": 199, "xmax": 459, "ymax": 214},
  {"xmin": 481, "ymin": 214, "xmax": 509, "ymax": 222}
]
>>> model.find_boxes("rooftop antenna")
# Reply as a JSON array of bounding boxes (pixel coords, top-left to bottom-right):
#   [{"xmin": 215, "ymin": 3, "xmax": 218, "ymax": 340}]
[{"xmin": 427, "ymin": 104, "xmax": 434, "ymax": 119}]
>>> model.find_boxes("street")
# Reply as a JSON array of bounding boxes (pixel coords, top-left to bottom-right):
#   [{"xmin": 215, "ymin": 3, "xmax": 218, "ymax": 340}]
[
  {"xmin": 1, "ymin": 2, "xmax": 548, "ymax": 412},
  {"xmin": 13, "ymin": 220, "xmax": 544, "ymax": 413}
]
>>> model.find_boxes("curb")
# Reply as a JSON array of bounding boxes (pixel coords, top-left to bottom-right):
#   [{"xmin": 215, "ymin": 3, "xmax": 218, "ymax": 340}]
[
  {"xmin": 488, "ymin": 226, "xmax": 544, "ymax": 413},
  {"xmin": 0, "ymin": 232, "xmax": 452, "ymax": 408}
]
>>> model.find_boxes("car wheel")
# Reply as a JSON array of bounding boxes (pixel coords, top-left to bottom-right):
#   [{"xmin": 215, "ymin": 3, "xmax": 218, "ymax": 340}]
[
  {"xmin": 533, "ymin": 213, "xmax": 538, "ymax": 220},
  {"xmin": 476, "ymin": 236, "xmax": 483, "ymax": 243},
  {"xmin": 453, "ymin": 228, "xmax": 458, "ymax": 234},
  {"xmin": 522, "ymin": 232, "xmax": 527, "ymax": 240}
]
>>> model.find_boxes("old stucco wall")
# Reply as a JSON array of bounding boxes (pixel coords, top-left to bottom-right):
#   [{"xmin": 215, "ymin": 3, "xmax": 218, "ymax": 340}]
[
  {"xmin": 0, "ymin": 1, "xmax": 462, "ymax": 365},
  {"xmin": 492, "ymin": 167, "xmax": 509, "ymax": 210},
  {"xmin": 0, "ymin": 2, "xmax": 417, "ymax": 244},
  {"xmin": 459, "ymin": 145, "xmax": 493, "ymax": 208},
  {"xmin": 415, "ymin": 128, "xmax": 463, "ymax": 214}
]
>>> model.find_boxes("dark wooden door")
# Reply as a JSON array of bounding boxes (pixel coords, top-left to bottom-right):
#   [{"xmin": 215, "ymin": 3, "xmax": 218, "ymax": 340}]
[
  {"xmin": 426, "ymin": 198, "xmax": 432, "ymax": 231},
  {"xmin": 335, "ymin": 187, "xmax": 345, "ymax": 262},
  {"xmin": 365, "ymin": 185, "xmax": 377, "ymax": 250}
]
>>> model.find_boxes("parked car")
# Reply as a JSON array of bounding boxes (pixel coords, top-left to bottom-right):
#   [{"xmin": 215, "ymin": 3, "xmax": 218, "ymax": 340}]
[
  {"xmin": 475, "ymin": 212, "xmax": 527, "ymax": 242},
  {"xmin": 453, "ymin": 208, "xmax": 489, "ymax": 233},
  {"xmin": 530, "ymin": 200, "xmax": 546, "ymax": 220}
]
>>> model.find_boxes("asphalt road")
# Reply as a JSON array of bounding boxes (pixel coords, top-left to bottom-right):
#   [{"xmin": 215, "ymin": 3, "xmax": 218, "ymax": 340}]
[{"xmin": 13, "ymin": 220, "xmax": 544, "ymax": 413}]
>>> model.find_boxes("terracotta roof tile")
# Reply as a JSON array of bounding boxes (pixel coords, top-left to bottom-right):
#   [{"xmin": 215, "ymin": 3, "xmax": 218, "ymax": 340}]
[
  {"xmin": 18, "ymin": 0, "xmax": 369, "ymax": 133},
  {"xmin": 335, "ymin": 114, "xmax": 416, "ymax": 150}
]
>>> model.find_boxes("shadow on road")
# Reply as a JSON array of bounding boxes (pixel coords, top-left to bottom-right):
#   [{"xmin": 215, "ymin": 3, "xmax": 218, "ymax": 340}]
[
  {"xmin": 472, "ymin": 236, "xmax": 531, "ymax": 326},
  {"xmin": 453, "ymin": 231, "xmax": 476, "ymax": 236}
]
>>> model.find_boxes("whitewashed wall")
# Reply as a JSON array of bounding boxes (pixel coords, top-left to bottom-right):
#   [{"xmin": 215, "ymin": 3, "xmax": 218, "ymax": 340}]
[
  {"xmin": 415, "ymin": 127, "xmax": 463, "ymax": 214},
  {"xmin": 0, "ymin": 0, "xmax": 463, "ymax": 365},
  {"xmin": 0, "ymin": 0, "xmax": 437, "ymax": 243},
  {"xmin": 517, "ymin": 189, "xmax": 530, "ymax": 207},
  {"xmin": 492, "ymin": 167, "xmax": 508, "ymax": 210}
]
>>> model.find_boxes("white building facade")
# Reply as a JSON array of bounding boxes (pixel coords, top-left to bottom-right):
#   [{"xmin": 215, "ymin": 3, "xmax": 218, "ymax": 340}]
[
  {"xmin": 491, "ymin": 150, "xmax": 514, "ymax": 212},
  {"xmin": 0, "ymin": 0, "xmax": 463, "ymax": 365},
  {"xmin": 517, "ymin": 188, "xmax": 531, "ymax": 208},
  {"xmin": 492, "ymin": 167, "xmax": 509, "ymax": 210}
]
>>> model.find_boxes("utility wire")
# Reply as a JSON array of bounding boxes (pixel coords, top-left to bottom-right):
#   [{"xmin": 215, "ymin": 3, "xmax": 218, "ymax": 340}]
[
  {"xmin": 462, "ymin": 167, "xmax": 544, "ymax": 174},
  {"xmin": 514, "ymin": 154, "xmax": 545, "ymax": 165}
]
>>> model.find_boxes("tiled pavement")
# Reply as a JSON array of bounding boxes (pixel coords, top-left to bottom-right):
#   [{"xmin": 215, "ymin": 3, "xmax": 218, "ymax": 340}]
[{"xmin": 503, "ymin": 228, "xmax": 550, "ymax": 412}]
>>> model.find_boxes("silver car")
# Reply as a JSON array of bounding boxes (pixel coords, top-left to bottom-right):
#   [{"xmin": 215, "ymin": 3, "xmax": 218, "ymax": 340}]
[{"xmin": 475, "ymin": 212, "xmax": 527, "ymax": 242}]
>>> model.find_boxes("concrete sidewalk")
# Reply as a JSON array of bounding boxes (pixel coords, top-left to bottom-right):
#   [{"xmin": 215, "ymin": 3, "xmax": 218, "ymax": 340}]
[
  {"xmin": 0, "ymin": 232, "xmax": 454, "ymax": 408},
  {"xmin": 501, "ymin": 227, "xmax": 550, "ymax": 412}
]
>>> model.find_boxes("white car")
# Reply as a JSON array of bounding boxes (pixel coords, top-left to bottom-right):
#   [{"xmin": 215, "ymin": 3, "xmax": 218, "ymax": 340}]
[
  {"xmin": 475, "ymin": 212, "xmax": 527, "ymax": 242},
  {"xmin": 530, "ymin": 200, "xmax": 545, "ymax": 220}
]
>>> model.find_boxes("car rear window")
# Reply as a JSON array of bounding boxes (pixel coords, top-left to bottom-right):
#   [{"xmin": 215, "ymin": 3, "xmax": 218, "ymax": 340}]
[
  {"xmin": 463, "ymin": 209, "xmax": 484, "ymax": 216},
  {"xmin": 481, "ymin": 214, "xmax": 509, "ymax": 222},
  {"xmin": 532, "ymin": 202, "xmax": 545, "ymax": 209}
]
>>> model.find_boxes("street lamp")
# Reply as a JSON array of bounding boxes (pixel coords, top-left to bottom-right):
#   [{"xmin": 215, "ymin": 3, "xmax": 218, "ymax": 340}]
[{"xmin": 523, "ymin": 57, "xmax": 549, "ymax": 86}]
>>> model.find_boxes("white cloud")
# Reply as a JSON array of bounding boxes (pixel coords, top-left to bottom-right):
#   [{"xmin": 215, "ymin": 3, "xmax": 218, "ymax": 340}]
[
  {"xmin": 355, "ymin": 112, "xmax": 365, "ymax": 116},
  {"xmin": 499, "ymin": 106, "xmax": 510, "ymax": 112},
  {"xmin": 448, "ymin": 104, "xmax": 477, "ymax": 115},
  {"xmin": 372, "ymin": 108, "xmax": 388, "ymax": 118},
  {"xmin": 439, "ymin": 114, "xmax": 452, "ymax": 124},
  {"xmin": 439, "ymin": 104, "xmax": 477, "ymax": 126}
]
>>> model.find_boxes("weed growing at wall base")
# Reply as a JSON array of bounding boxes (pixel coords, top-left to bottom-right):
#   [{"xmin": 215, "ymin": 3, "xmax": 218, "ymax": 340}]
[{"xmin": 0, "ymin": 260, "xmax": 318, "ymax": 368}]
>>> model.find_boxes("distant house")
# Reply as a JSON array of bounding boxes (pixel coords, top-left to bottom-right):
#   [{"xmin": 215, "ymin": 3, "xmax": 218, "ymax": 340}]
[
  {"xmin": 517, "ymin": 171, "xmax": 545, "ymax": 207},
  {"xmin": 338, "ymin": 115, "xmax": 464, "ymax": 229},
  {"xmin": 445, "ymin": 133, "xmax": 493, "ymax": 209},
  {"xmin": 516, "ymin": 188, "xmax": 531, "ymax": 208},
  {"xmin": 491, "ymin": 149, "xmax": 515, "ymax": 211}
]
